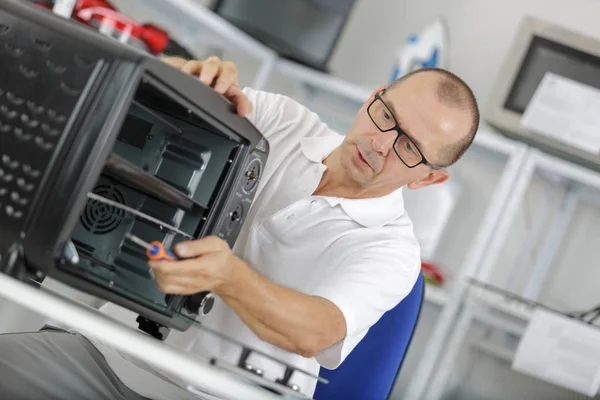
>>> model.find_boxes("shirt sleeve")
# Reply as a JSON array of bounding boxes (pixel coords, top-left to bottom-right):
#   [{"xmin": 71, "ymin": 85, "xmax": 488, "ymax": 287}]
[
  {"xmin": 241, "ymin": 87, "xmax": 282, "ymax": 137},
  {"xmin": 241, "ymin": 87, "xmax": 326, "ymax": 142},
  {"xmin": 309, "ymin": 238, "xmax": 421, "ymax": 369}
]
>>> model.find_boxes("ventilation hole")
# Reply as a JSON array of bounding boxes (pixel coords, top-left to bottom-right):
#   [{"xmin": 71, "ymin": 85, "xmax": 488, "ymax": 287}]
[
  {"xmin": 41, "ymin": 123, "xmax": 59, "ymax": 136},
  {"xmin": 0, "ymin": 122, "xmax": 11, "ymax": 133},
  {"xmin": 19, "ymin": 64, "xmax": 39, "ymax": 79},
  {"xmin": 2, "ymin": 174, "xmax": 13, "ymax": 183},
  {"xmin": 10, "ymin": 192, "xmax": 28, "ymax": 206},
  {"xmin": 34, "ymin": 136, "xmax": 53, "ymax": 151},
  {"xmin": 5, "ymin": 42, "xmax": 24, "ymax": 57},
  {"xmin": 47, "ymin": 109, "xmax": 66, "ymax": 124},
  {"xmin": 16, "ymin": 177, "xmax": 35, "ymax": 192},
  {"xmin": 0, "ymin": 188, "xmax": 6, "ymax": 196},
  {"xmin": 20, "ymin": 114, "xmax": 39, "ymax": 129},
  {"xmin": 74, "ymin": 54, "xmax": 94, "ymax": 69},
  {"xmin": 0, "ymin": 24, "xmax": 9, "ymax": 35},
  {"xmin": 22, "ymin": 164, "xmax": 40, "ymax": 178},
  {"xmin": 5, "ymin": 205, "xmax": 22, "ymax": 219},
  {"xmin": 0, "ymin": 168, "xmax": 4, "ymax": 177},
  {"xmin": 81, "ymin": 185, "xmax": 125, "ymax": 234},
  {"xmin": 60, "ymin": 82, "xmax": 81, "ymax": 96},
  {"xmin": 14, "ymin": 127, "xmax": 33, "ymax": 141},
  {"xmin": 32, "ymin": 37, "xmax": 51, "ymax": 51},
  {"xmin": 1, "ymin": 105, "xmax": 18, "ymax": 119},
  {"xmin": 6, "ymin": 92, "xmax": 24, "ymax": 106},
  {"xmin": 46, "ymin": 60, "xmax": 66, "ymax": 74},
  {"xmin": 27, "ymin": 101, "xmax": 44, "ymax": 114},
  {"xmin": 2, "ymin": 155, "xmax": 19, "ymax": 169}
]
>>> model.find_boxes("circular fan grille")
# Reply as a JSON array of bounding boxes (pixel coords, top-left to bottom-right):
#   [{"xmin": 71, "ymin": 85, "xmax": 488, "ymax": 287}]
[{"xmin": 81, "ymin": 184, "xmax": 125, "ymax": 234}]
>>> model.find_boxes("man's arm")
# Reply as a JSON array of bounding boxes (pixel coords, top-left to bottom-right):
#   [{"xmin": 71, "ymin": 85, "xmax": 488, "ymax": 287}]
[
  {"xmin": 149, "ymin": 236, "xmax": 347, "ymax": 358},
  {"xmin": 156, "ymin": 56, "xmax": 345, "ymax": 356},
  {"xmin": 217, "ymin": 256, "xmax": 347, "ymax": 358}
]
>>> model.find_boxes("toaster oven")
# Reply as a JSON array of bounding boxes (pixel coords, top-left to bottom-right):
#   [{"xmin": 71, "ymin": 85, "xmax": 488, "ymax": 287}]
[{"xmin": 0, "ymin": 0, "xmax": 269, "ymax": 339}]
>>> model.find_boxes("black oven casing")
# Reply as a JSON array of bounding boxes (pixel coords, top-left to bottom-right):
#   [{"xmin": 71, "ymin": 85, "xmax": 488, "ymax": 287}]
[{"xmin": 0, "ymin": 0, "xmax": 269, "ymax": 337}]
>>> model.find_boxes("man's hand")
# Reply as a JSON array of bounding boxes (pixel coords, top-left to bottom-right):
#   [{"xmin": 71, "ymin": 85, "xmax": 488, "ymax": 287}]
[
  {"xmin": 148, "ymin": 236, "xmax": 346, "ymax": 358},
  {"xmin": 160, "ymin": 55, "xmax": 253, "ymax": 117},
  {"xmin": 148, "ymin": 236, "xmax": 236, "ymax": 295}
]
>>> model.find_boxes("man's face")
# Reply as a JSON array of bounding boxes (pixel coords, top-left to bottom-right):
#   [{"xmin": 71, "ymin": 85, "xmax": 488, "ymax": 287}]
[{"xmin": 339, "ymin": 74, "xmax": 471, "ymax": 194}]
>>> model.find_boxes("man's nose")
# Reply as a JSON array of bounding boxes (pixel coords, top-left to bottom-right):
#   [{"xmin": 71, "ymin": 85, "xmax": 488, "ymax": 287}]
[{"xmin": 371, "ymin": 131, "xmax": 396, "ymax": 156}]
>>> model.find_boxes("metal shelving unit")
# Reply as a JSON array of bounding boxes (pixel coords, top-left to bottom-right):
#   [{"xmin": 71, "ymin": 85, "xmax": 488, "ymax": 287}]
[
  {"xmin": 404, "ymin": 134, "xmax": 531, "ymax": 400},
  {"xmin": 414, "ymin": 149, "xmax": 600, "ymax": 400}
]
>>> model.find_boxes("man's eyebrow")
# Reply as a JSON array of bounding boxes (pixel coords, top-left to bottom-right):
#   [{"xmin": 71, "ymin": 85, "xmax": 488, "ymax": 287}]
[{"xmin": 383, "ymin": 95, "xmax": 426, "ymax": 150}]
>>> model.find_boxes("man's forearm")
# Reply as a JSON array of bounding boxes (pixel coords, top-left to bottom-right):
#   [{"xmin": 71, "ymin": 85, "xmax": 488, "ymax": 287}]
[{"xmin": 215, "ymin": 256, "xmax": 346, "ymax": 358}]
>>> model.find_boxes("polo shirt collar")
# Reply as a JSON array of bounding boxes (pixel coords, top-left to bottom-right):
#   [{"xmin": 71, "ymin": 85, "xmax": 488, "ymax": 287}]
[{"xmin": 300, "ymin": 135, "xmax": 406, "ymax": 228}]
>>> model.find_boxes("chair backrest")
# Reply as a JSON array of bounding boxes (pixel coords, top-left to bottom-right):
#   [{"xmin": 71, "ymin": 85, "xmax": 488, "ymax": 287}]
[{"xmin": 313, "ymin": 273, "xmax": 425, "ymax": 400}]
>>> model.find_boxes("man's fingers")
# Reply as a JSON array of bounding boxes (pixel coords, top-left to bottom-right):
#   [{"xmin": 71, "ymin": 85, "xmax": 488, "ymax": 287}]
[
  {"xmin": 198, "ymin": 56, "xmax": 222, "ymax": 86},
  {"xmin": 155, "ymin": 279, "xmax": 196, "ymax": 295},
  {"xmin": 160, "ymin": 56, "xmax": 188, "ymax": 69},
  {"xmin": 150, "ymin": 258, "xmax": 202, "ymax": 277},
  {"xmin": 152, "ymin": 259, "xmax": 212, "ymax": 294},
  {"xmin": 224, "ymin": 85, "xmax": 252, "ymax": 117},
  {"xmin": 174, "ymin": 236, "xmax": 228, "ymax": 258},
  {"xmin": 162, "ymin": 57, "xmax": 206, "ymax": 81},
  {"xmin": 213, "ymin": 61, "xmax": 238, "ymax": 94},
  {"xmin": 160, "ymin": 56, "xmax": 250, "ymax": 116},
  {"xmin": 181, "ymin": 59, "xmax": 204, "ymax": 77}
]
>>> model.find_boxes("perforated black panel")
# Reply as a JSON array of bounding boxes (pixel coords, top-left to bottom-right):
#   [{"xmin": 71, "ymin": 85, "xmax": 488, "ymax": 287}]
[
  {"xmin": 0, "ymin": 10, "xmax": 105, "ymax": 240},
  {"xmin": 0, "ymin": 0, "xmax": 270, "ymax": 334}
]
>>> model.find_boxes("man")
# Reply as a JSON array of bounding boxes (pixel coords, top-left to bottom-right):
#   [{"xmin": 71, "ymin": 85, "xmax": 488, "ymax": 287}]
[{"xmin": 0, "ymin": 56, "xmax": 479, "ymax": 400}]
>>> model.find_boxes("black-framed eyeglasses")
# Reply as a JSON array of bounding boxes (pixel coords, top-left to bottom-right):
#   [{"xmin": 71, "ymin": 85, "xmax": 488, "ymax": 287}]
[{"xmin": 367, "ymin": 90, "xmax": 442, "ymax": 170}]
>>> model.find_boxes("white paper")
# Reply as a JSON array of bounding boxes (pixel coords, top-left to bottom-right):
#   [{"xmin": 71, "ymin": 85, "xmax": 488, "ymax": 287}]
[
  {"xmin": 512, "ymin": 309, "xmax": 600, "ymax": 397},
  {"xmin": 521, "ymin": 72, "xmax": 600, "ymax": 154}
]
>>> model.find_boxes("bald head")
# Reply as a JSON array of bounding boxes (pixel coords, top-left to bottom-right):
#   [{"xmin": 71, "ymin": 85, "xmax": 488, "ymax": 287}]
[{"xmin": 389, "ymin": 68, "xmax": 479, "ymax": 167}]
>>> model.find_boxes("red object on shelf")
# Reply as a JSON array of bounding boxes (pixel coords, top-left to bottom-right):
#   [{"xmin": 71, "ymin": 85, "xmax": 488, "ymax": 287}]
[
  {"xmin": 31, "ymin": 0, "xmax": 170, "ymax": 54},
  {"xmin": 421, "ymin": 261, "xmax": 445, "ymax": 286}
]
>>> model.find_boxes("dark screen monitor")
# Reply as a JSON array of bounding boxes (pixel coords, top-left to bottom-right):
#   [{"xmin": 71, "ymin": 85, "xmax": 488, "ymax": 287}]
[
  {"xmin": 212, "ymin": 0, "xmax": 357, "ymax": 71},
  {"xmin": 487, "ymin": 16, "xmax": 600, "ymax": 172}
]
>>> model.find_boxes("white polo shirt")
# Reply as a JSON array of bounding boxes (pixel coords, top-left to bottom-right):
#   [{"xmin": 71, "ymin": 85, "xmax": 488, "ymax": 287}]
[{"xmin": 87, "ymin": 88, "xmax": 421, "ymax": 399}]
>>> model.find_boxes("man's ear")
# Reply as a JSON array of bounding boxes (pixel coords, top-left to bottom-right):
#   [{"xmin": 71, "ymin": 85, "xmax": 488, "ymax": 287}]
[{"xmin": 407, "ymin": 169, "xmax": 450, "ymax": 190}]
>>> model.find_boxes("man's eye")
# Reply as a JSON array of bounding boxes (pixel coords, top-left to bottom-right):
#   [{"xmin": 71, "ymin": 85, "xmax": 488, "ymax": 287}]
[
  {"xmin": 382, "ymin": 110, "xmax": 392, "ymax": 121},
  {"xmin": 404, "ymin": 140, "xmax": 416, "ymax": 154}
]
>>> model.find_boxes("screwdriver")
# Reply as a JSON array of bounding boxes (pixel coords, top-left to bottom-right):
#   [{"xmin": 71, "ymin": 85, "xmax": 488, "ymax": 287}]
[{"xmin": 125, "ymin": 232, "xmax": 179, "ymax": 261}]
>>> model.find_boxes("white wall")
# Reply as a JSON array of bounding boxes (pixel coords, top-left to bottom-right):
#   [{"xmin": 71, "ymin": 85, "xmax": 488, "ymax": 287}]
[
  {"xmin": 111, "ymin": 0, "xmax": 600, "ymax": 116},
  {"xmin": 329, "ymin": 0, "xmax": 600, "ymax": 114}
]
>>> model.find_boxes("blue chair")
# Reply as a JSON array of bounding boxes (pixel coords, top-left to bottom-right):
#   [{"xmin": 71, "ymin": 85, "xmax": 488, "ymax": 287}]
[{"xmin": 314, "ymin": 273, "xmax": 425, "ymax": 400}]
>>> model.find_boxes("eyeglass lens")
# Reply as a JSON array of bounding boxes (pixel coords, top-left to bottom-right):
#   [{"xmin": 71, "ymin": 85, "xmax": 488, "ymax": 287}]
[{"xmin": 369, "ymin": 99, "xmax": 423, "ymax": 167}]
